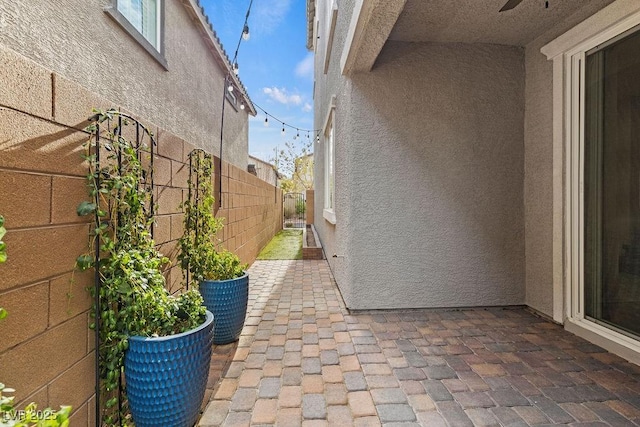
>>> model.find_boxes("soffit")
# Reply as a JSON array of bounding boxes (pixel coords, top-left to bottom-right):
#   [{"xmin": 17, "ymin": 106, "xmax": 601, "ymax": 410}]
[{"xmin": 389, "ymin": 0, "xmax": 616, "ymax": 46}]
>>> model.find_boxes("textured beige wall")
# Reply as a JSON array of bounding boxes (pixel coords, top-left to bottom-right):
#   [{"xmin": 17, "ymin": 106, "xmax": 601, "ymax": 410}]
[
  {"xmin": 314, "ymin": 1, "xmax": 526, "ymax": 310},
  {"xmin": 342, "ymin": 41, "xmax": 526, "ymax": 309},
  {"xmin": 523, "ymin": 0, "xmax": 617, "ymax": 317},
  {"xmin": 0, "ymin": 45, "xmax": 280, "ymax": 425},
  {"xmin": 0, "ymin": 0, "xmax": 249, "ymax": 168}
]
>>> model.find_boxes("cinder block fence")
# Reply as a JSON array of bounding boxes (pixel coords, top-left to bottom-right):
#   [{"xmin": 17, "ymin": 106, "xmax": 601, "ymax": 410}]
[{"xmin": 0, "ymin": 46, "xmax": 282, "ymax": 425}]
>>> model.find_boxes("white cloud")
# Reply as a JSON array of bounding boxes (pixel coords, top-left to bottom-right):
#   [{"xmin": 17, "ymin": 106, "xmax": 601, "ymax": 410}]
[
  {"xmin": 263, "ymin": 87, "xmax": 303, "ymax": 106},
  {"xmin": 254, "ymin": 0, "xmax": 291, "ymax": 34},
  {"xmin": 295, "ymin": 53, "xmax": 314, "ymax": 80},
  {"xmin": 302, "ymin": 103, "xmax": 313, "ymax": 112}
]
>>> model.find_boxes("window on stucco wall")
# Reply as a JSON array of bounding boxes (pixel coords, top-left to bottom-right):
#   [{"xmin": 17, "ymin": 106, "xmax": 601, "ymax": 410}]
[
  {"xmin": 323, "ymin": 106, "xmax": 336, "ymax": 224},
  {"xmin": 106, "ymin": 0, "xmax": 167, "ymax": 69},
  {"xmin": 118, "ymin": 0, "xmax": 160, "ymax": 49}
]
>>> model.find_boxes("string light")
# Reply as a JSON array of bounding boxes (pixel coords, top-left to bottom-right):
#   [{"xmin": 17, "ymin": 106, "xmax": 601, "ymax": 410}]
[
  {"xmin": 253, "ymin": 102, "xmax": 320, "ymax": 135},
  {"xmin": 219, "ymin": 0, "xmax": 253, "ymax": 209},
  {"xmin": 250, "ymin": 102, "xmax": 323, "ymax": 148}
]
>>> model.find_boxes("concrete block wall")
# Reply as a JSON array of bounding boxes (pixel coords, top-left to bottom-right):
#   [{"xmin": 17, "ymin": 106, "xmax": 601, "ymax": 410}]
[{"xmin": 0, "ymin": 46, "xmax": 281, "ymax": 425}]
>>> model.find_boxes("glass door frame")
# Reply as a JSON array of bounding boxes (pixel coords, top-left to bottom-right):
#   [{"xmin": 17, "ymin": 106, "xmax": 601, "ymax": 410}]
[
  {"xmin": 556, "ymin": 8, "xmax": 640, "ymax": 362},
  {"xmin": 540, "ymin": 0, "xmax": 640, "ymax": 364}
]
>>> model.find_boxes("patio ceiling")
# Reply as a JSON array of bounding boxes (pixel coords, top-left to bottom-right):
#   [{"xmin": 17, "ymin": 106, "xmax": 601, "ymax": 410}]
[{"xmin": 388, "ymin": 0, "xmax": 616, "ymax": 46}]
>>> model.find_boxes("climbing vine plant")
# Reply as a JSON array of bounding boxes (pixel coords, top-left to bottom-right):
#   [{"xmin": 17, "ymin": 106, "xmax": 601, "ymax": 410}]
[
  {"xmin": 178, "ymin": 150, "xmax": 246, "ymax": 283},
  {"xmin": 76, "ymin": 110, "xmax": 205, "ymax": 426}
]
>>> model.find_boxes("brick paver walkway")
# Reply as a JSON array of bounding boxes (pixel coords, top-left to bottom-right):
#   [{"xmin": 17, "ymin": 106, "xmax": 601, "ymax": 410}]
[{"xmin": 199, "ymin": 260, "xmax": 640, "ymax": 426}]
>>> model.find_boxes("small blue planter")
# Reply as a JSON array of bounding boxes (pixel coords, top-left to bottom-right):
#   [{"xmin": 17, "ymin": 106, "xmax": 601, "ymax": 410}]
[
  {"xmin": 200, "ymin": 273, "xmax": 249, "ymax": 344},
  {"xmin": 124, "ymin": 310, "xmax": 214, "ymax": 427}
]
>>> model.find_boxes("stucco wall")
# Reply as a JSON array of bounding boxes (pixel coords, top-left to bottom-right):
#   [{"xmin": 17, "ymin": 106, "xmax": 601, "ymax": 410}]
[
  {"xmin": 523, "ymin": 0, "xmax": 616, "ymax": 317},
  {"xmin": 342, "ymin": 42, "xmax": 526, "ymax": 309},
  {"xmin": 0, "ymin": 45, "xmax": 281, "ymax": 424},
  {"xmin": 0, "ymin": 0, "xmax": 249, "ymax": 168},
  {"xmin": 314, "ymin": 0, "xmax": 526, "ymax": 310},
  {"xmin": 313, "ymin": 0, "xmax": 356, "ymax": 306}
]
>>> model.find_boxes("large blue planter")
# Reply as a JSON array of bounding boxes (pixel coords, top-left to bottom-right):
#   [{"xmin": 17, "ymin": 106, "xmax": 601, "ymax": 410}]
[
  {"xmin": 200, "ymin": 273, "xmax": 249, "ymax": 344},
  {"xmin": 124, "ymin": 310, "xmax": 214, "ymax": 427}
]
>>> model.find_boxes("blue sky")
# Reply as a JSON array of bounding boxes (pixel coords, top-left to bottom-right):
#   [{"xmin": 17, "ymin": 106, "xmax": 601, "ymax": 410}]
[{"xmin": 202, "ymin": 0, "xmax": 315, "ymax": 163}]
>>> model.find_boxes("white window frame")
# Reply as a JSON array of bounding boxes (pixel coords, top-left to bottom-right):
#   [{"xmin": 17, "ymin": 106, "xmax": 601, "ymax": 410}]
[
  {"xmin": 323, "ymin": 0, "xmax": 338, "ymax": 74},
  {"xmin": 105, "ymin": 0, "xmax": 167, "ymax": 69},
  {"xmin": 542, "ymin": 1, "xmax": 640, "ymax": 364},
  {"xmin": 323, "ymin": 96, "xmax": 337, "ymax": 224}
]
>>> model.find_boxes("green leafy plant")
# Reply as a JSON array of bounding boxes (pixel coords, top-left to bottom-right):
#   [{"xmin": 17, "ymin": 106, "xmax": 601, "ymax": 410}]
[
  {"xmin": 0, "ymin": 384, "xmax": 71, "ymax": 427},
  {"xmin": 295, "ymin": 199, "xmax": 306, "ymax": 215},
  {"xmin": 178, "ymin": 150, "xmax": 246, "ymax": 282},
  {"xmin": 76, "ymin": 110, "xmax": 206, "ymax": 426}
]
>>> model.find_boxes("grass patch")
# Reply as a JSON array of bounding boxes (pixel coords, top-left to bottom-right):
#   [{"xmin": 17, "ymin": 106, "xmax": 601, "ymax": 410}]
[{"xmin": 257, "ymin": 229, "xmax": 303, "ymax": 260}]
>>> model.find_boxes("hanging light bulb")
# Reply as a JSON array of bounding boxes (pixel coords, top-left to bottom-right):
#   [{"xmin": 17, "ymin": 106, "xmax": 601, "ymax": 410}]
[
  {"xmin": 242, "ymin": 24, "xmax": 250, "ymax": 41},
  {"xmin": 233, "ymin": 62, "xmax": 239, "ymax": 75},
  {"xmin": 228, "ymin": 84, "xmax": 234, "ymax": 92},
  {"xmin": 296, "ymin": 130, "xmax": 300, "ymax": 139},
  {"xmin": 240, "ymin": 102, "xmax": 245, "ymax": 110},
  {"xmin": 264, "ymin": 116, "xmax": 269, "ymax": 127},
  {"xmin": 281, "ymin": 124, "xmax": 285, "ymax": 136}
]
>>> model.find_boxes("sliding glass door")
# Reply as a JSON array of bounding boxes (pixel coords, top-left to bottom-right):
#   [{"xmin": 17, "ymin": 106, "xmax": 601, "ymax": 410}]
[{"xmin": 584, "ymin": 28, "xmax": 640, "ymax": 337}]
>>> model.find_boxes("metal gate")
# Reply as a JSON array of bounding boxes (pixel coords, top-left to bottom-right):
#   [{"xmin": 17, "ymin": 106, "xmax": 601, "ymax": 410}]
[{"xmin": 283, "ymin": 192, "xmax": 306, "ymax": 228}]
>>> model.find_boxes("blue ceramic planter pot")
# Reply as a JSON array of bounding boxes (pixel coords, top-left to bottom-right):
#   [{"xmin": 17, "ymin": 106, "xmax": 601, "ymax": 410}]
[
  {"xmin": 200, "ymin": 273, "xmax": 249, "ymax": 344},
  {"xmin": 124, "ymin": 310, "xmax": 214, "ymax": 427}
]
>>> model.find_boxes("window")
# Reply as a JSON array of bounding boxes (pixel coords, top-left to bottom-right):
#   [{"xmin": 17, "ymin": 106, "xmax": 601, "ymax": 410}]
[
  {"xmin": 106, "ymin": 0, "xmax": 167, "ymax": 69},
  {"xmin": 118, "ymin": 0, "xmax": 160, "ymax": 49},
  {"xmin": 323, "ymin": 98, "xmax": 336, "ymax": 224}
]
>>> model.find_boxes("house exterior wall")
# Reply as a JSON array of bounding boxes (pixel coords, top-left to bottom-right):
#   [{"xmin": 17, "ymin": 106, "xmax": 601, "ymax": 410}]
[
  {"xmin": 347, "ymin": 42, "xmax": 526, "ymax": 309},
  {"xmin": 523, "ymin": 0, "xmax": 618, "ymax": 317},
  {"xmin": 0, "ymin": 0, "xmax": 249, "ymax": 168},
  {"xmin": 313, "ymin": 0, "xmax": 526, "ymax": 309},
  {"xmin": 248, "ymin": 155, "xmax": 278, "ymax": 187},
  {"xmin": 313, "ymin": 0, "xmax": 356, "ymax": 306},
  {"xmin": 0, "ymin": 45, "xmax": 281, "ymax": 424}
]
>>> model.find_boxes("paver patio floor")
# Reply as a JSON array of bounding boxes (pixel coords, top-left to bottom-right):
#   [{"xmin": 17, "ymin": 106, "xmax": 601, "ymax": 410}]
[{"xmin": 199, "ymin": 260, "xmax": 640, "ymax": 426}]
